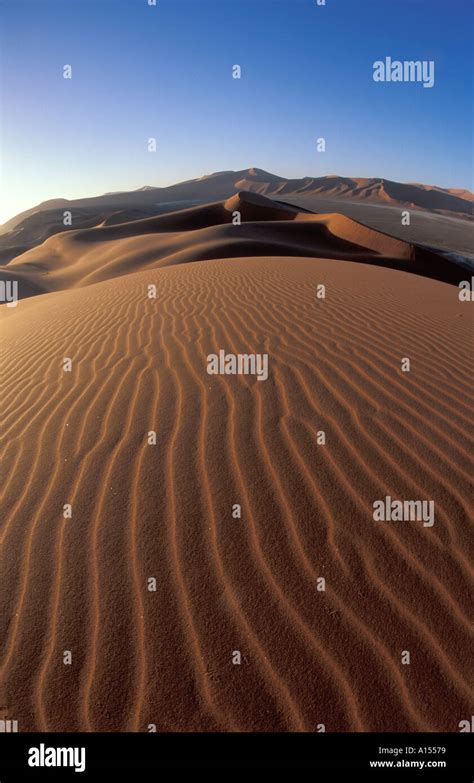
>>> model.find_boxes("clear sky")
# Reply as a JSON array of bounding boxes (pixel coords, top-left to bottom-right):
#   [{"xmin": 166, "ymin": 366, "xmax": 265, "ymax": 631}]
[{"xmin": 0, "ymin": 0, "xmax": 472, "ymax": 223}]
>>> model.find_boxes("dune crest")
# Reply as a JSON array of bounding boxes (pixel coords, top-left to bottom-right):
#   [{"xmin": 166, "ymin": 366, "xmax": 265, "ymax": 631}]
[
  {"xmin": 2, "ymin": 192, "xmax": 466, "ymax": 304},
  {"xmin": 1, "ymin": 169, "xmax": 471, "ymax": 264}
]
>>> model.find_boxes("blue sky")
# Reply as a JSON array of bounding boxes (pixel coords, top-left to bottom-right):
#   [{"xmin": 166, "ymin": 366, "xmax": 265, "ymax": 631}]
[{"xmin": 0, "ymin": 0, "xmax": 472, "ymax": 222}]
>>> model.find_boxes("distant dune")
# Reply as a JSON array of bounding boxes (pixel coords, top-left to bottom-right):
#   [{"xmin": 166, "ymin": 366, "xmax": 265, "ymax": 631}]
[
  {"xmin": 1, "ymin": 168, "xmax": 471, "ymax": 264},
  {"xmin": 1, "ymin": 192, "xmax": 467, "ymax": 304}
]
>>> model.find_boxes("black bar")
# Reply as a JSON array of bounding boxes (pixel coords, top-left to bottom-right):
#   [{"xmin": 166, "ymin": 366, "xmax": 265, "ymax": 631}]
[{"xmin": 0, "ymin": 733, "xmax": 472, "ymax": 779}]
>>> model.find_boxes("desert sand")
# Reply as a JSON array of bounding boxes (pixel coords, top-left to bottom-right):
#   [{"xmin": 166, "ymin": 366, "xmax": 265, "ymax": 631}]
[{"xmin": 0, "ymin": 192, "xmax": 472, "ymax": 732}]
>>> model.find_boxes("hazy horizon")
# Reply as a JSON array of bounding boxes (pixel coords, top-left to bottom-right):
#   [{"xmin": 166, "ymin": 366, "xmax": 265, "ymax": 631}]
[
  {"xmin": 1, "ymin": 0, "xmax": 472, "ymax": 224},
  {"xmin": 2, "ymin": 163, "xmax": 473, "ymax": 228}
]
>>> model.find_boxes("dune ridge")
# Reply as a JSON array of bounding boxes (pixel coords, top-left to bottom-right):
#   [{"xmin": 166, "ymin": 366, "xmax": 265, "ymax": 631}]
[
  {"xmin": 1, "ymin": 169, "xmax": 471, "ymax": 264},
  {"xmin": 1, "ymin": 192, "xmax": 467, "ymax": 305}
]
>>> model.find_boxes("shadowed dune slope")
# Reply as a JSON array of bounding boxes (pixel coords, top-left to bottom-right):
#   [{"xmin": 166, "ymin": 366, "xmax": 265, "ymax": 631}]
[
  {"xmin": 0, "ymin": 256, "xmax": 473, "ymax": 732},
  {"xmin": 2, "ymin": 192, "xmax": 466, "ymax": 303},
  {"xmin": 1, "ymin": 169, "xmax": 471, "ymax": 263}
]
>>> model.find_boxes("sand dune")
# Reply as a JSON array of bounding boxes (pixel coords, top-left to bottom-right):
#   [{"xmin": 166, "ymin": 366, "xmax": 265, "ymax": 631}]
[
  {"xmin": 2, "ymin": 192, "xmax": 467, "ymax": 304},
  {"xmin": 1, "ymin": 188, "xmax": 472, "ymax": 733},
  {"xmin": 1, "ymin": 169, "xmax": 471, "ymax": 264},
  {"xmin": 1, "ymin": 252, "xmax": 472, "ymax": 732}
]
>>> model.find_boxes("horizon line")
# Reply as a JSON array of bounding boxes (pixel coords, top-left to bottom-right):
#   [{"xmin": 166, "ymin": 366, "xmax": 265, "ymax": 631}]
[{"xmin": 2, "ymin": 166, "xmax": 472, "ymax": 228}]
